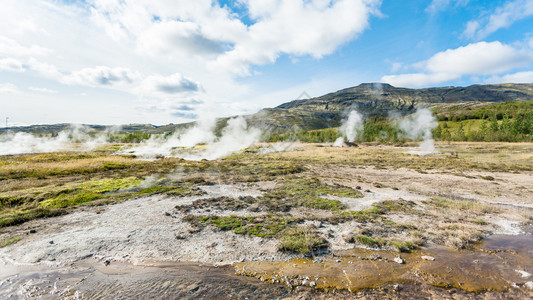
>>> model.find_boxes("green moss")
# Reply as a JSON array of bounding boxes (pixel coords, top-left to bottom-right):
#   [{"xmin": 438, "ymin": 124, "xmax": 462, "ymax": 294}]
[
  {"xmin": 389, "ymin": 240, "xmax": 416, "ymax": 252},
  {"xmin": 354, "ymin": 235, "xmax": 381, "ymax": 247},
  {"xmin": 260, "ymin": 178, "xmax": 361, "ymax": 211},
  {"xmin": 353, "ymin": 235, "xmax": 417, "ymax": 252},
  {"xmin": 427, "ymin": 198, "xmax": 499, "ymax": 214},
  {"xmin": 0, "ymin": 236, "xmax": 21, "ymax": 248},
  {"xmin": 0, "ymin": 208, "xmax": 65, "ymax": 227},
  {"xmin": 472, "ymin": 219, "xmax": 488, "ymax": 225},
  {"xmin": 192, "ymin": 215, "xmax": 299, "ymax": 238},
  {"xmin": 40, "ymin": 177, "xmax": 140, "ymax": 208},
  {"xmin": 338, "ymin": 207, "xmax": 384, "ymax": 222},
  {"xmin": 278, "ymin": 226, "xmax": 329, "ymax": 254}
]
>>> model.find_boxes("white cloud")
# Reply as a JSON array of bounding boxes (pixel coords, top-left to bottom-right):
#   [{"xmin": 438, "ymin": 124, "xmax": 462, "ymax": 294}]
[
  {"xmin": 381, "ymin": 72, "xmax": 457, "ymax": 87},
  {"xmin": 0, "ymin": 83, "xmax": 19, "ymax": 94},
  {"xmin": 486, "ymin": 71, "xmax": 533, "ymax": 83},
  {"xmin": 0, "ymin": 0, "xmax": 380, "ymax": 125},
  {"xmin": 88, "ymin": 0, "xmax": 380, "ymax": 75},
  {"xmin": 0, "ymin": 58, "xmax": 25, "ymax": 72},
  {"xmin": 426, "ymin": 0, "xmax": 469, "ymax": 14},
  {"xmin": 62, "ymin": 66, "xmax": 141, "ymax": 87},
  {"xmin": 137, "ymin": 21, "xmax": 224, "ymax": 57},
  {"xmin": 381, "ymin": 41, "xmax": 533, "ymax": 87},
  {"xmin": 463, "ymin": 0, "xmax": 533, "ymax": 40},
  {"xmin": 390, "ymin": 62, "xmax": 404, "ymax": 73},
  {"xmin": 211, "ymin": 0, "xmax": 381, "ymax": 74},
  {"xmin": 0, "ymin": 36, "xmax": 51, "ymax": 57},
  {"xmin": 26, "ymin": 58, "xmax": 63, "ymax": 80},
  {"xmin": 28, "ymin": 87, "xmax": 58, "ymax": 94},
  {"xmin": 138, "ymin": 73, "xmax": 201, "ymax": 95},
  {"xmin": 425, "ymin": 41, "xmax": 530, "ymax": 75}
]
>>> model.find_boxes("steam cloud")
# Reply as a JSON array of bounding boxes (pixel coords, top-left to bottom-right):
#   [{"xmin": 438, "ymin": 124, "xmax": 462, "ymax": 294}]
[
  {"xmin": 120, "ymin": 116, "xmax": 261, "ymax": 161},
  {"xmin": 259, "ymin": 141, "xmax": 300, "ymax": 154},
  {"xmin": 334, "ymin": 109, "xmax": 364, "ymax": 146},
  {"xmin": 0, "ymin": 124, "xmax": 116, "ymax": 156},
  {"xmin": 398, "ymin": 108, "xmax": 438, "ymax": 155}
]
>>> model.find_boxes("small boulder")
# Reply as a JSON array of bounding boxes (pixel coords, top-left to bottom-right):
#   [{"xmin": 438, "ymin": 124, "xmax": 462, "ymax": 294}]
[{"xmin": 394, "ymin": 256, "xmax": 405, "ymax": 264}]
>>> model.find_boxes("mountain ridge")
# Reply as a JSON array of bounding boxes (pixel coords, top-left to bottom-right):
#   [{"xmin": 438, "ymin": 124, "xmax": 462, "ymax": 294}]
[
  {"xmin": 246, "ymin": 83, "xmax": 533, "ymax": 131},
  {"xmin": 3, "ymin": 83, "xmax": 533, "ymax": 134}
]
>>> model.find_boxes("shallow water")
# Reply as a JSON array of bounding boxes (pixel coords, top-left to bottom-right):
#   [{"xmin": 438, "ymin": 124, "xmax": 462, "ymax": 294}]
[
  {"xmin": 1, "ymin": 230, "xmax": 531, "ymax": 299},
  {"xmin": 0, "ymin": 259, "xmax": 294, "ymax": 299},
  {"xmin": 235, "ymin": 230, "xmax": 533, "ymax": 297}
]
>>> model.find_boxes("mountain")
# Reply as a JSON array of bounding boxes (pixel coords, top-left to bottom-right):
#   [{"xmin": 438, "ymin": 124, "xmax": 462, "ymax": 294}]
[
  {"xmin": 2, "ymin": 83, "xmax": 533, "ymax": 135},
  {"xmin": 246, "ymin": 83, "xmax": 533, "ymax": 131}
]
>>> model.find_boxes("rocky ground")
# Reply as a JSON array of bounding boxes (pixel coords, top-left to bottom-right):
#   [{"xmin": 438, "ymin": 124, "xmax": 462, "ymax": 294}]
[{"xmin": 0, "ymin": 142, "xmax": 532, "ymax": 298}]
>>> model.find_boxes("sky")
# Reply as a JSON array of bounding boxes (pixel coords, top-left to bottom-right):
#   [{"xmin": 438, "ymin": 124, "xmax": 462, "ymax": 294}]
[{"xmin": 1, "ymin": 0, "xmax": 532, "ymax": 126}]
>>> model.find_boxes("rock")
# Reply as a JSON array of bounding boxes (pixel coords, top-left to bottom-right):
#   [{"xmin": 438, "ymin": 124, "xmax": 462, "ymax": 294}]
[
  {"xmin": 355, "ymin": 186, "xmax": 362, "ymax": 190},
  {"xmin": 310, "ymin": 281, "xmax": 316, "ymax": 287},
  {"xmin": 421, "ymin": 255, "xmax": 435, "ymax": 261},
  {"xmin": 248, "ymin": 203, "xmax": 261, "ymax": 212},
  {"xmin": 343, "ymin": 235, "xmax": 355, "ymax": 243},
  {"xmin": 336, "ymin": 259, "xmax": 341, "ymax": 263},
  {"xmin": 394, "ymin": 256, "xmax": 405, "ymax": 264},
  {"xmin": 312, "ymin": 258, "xmax": 323, "ymax": 263}
]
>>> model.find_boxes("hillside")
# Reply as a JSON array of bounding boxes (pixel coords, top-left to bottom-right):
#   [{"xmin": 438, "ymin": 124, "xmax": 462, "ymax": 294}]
[
  {"xmin": 2, "ymin": 83, "xmax": 533, "ymax": 135},
  {"xmin": 247, "ymin": 83, "xmax": 533, "ymax": 131}
]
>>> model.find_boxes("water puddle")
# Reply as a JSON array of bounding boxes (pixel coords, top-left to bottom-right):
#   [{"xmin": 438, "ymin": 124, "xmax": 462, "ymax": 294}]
[
  {"xmin": 0, "ymin": 259, "xmax": 293, "ymax": 299},
  {"xmin": 234, "ymin": 230, "xmax": 533, "ymax": 296},
  {"xmin": 1, "ymin": 229, "xmax": 531, "ymax": 298}
]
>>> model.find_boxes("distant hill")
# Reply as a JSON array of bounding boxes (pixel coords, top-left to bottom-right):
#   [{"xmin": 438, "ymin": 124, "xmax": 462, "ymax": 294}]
[
  {"xmin": 0, "ymin": 122, "xmax": 194, "ymax": 135},
  {"xmin": 246, "ymin": 83, "xmax": 533, "ymax": 131},
  {"xmin": 3, "ymin": 83, "xmax": 532, "ymax": 135}
]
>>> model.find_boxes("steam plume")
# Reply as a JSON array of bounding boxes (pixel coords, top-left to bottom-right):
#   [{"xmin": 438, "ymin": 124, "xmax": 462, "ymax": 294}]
[
  {"xmin": 398, "ymin": 108, "xmax": 438, "ymax": 155},
  {"xmin": 0, "ymin": 124, "xmax": 112, "ymax": 156},
  {"xmin": 334, "ymin": 109, "xmax": 364, "ymax": 146},
  {"xmin": 120, "ymin": 116, "xmax": 261, "ymax": 161}
]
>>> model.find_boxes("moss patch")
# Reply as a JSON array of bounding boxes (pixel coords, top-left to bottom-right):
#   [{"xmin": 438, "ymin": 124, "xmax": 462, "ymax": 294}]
[
  {"xmin": 278, "ymin": 226, "xmax": 329, "ymax": 254},
  {"xmin": 0, "ymin": 236, "xmax": 21, "ymax": 248}
]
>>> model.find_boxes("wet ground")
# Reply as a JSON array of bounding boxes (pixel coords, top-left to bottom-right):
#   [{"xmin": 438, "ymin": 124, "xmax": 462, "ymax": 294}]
[
  {"xmin": 1, "ymin": 230, "xmax": 531, "ymax": 299},
  {"xmin": 233, "ymin": 229, "xmax": 533, "ymax": 298},
  {"xmin": 0, "ymin": 259, "xmax": 297, "ymax": 299}
]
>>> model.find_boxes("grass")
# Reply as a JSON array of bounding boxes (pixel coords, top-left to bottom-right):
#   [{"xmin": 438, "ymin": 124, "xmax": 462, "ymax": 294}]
[
  {"xmin": 427, "ymin": 198, "xmax": 500, "ymax": 215},
  {"xmin": 188, "ymin": 214, "xmax": 300, "ymax": 238},
  {"xmin": 0, "ymin": 142, "xmax": 528, "ymax": 254},
  {"xmin": 278, "ymin": 226, "xmax": 329, "ymax": 254},
  {"xmin": 352, "ymin": 234, "xmax": 418, "ymax": 252},
  {"xmin": 39, "ymin": 177, "xmax": 140, "ymax": 208},
  {"xmin": 260, "ymin": 177, "xmax": 361, "ymax": 211},
  {"xmin": 354, "ymin": 235, "xmax": 381, "ymax": 247},
  {"xmin": 0, "ymin": 208, "xmax": 65, "ymax": 227},
  {"xmin": 0, "ymin": 236, "xmax": 21, "ymax": 248},
  {"xmin": 177, "ymin": 177, "xmax": 362, "ymax": 214}
]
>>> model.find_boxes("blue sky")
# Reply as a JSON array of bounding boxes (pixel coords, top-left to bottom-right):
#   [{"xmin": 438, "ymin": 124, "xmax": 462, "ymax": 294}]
[{"xmin": 1, "ymin": 0, "xmax": 532, "ymax": 126}]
